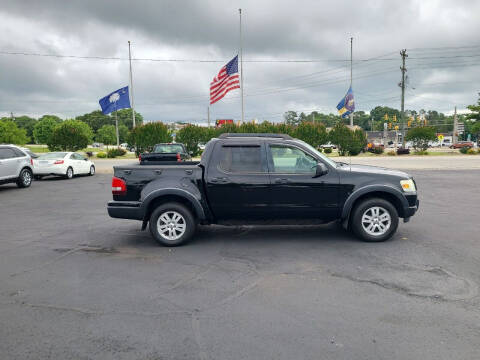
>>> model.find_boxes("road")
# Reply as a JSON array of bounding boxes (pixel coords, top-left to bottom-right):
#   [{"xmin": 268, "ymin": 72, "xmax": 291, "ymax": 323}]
[
  {"xmin": 1, "ymin": 172, "xmax": 479, "ymax": 359},
  {"xmin": 92, "ymin": 155, "xmax": 480, "ymax": 174}
]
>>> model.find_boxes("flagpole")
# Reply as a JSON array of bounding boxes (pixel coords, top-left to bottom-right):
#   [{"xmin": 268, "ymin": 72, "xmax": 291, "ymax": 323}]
[
  {"xmin": 128, "ymin": 41, "xmax": 136, "ymax": 128},
  {"xmin": 114, "ymin": 105, "xmax": 119, "ymax": 147},
  {"xmin": 349, "ymin": 37, "xmax": 353, "ymax": 127},
  {"xmin": 239, "ymin": 8, "xmax": 244, "ymax": 124}
]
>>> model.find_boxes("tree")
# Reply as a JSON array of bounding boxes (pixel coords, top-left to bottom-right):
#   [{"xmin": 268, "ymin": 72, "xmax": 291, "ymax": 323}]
[
  {"xmin": 175, "ymin": 125, "xmax": 205, "ymax": 156},
  {"xmin": 96, "ymin": 125, "xmax": 117, "ymax": 145},
  {"xmin": 13, "ymin": 116, "xmax": 37, "ymax": 140},
  {"xmin": 466, "ymin": 93, "xmax": 480, "ymax": 122},
  {"xmin": 47, "ymin": 120, "xmax": 93, "ymax": 151},
  {"xmin": 405, "ymin": 126, "xmax": 436, "ymax": 151},
  {"xmin": 33, "ymin": 116, "xmax": 61, "ymax": 144},
  {"xmin": 283, "ymin": 111, "xmax": 299, "ymax": 126},
  {"xmin": 128, "ymin": 122, "xmax": 172, "ymax": 154},
  {"xmin": 471, "ymin": 121, "xmax": 480, "ymax": 137},
  {"xmin": 294, "ymin": 122, "xmax": 328, "ymax": 148},
  {"xmin": 118, "ymin": 124, "xmax": 129, "ymax": 143},
  {"xmin": 115, "ymin": 109, "xmax": 144, "ymax": 129},
  {"xmin": 328, "ymin": 123, "xmax": 366, "ymax": 156},
  {"xmin": 75, "ymin": 110, "xmax": 111, "ymax": 133},
  {"xmin": 0, "ymin": 120, "xmax": 29, "ymax": 144}
]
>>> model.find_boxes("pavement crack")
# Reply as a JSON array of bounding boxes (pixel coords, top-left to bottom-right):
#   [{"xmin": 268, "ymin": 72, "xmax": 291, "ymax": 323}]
[
  {"xmin": 328, "ymin": 271, "xmax": 450, "ymax": 301},
  {"xmin": 9, "ymin": 246, "xmax": 87, "ymax": 277}
]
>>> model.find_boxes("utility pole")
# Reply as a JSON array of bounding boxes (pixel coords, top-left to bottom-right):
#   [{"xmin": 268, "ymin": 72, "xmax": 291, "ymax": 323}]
[
  {"xmin": 349, "ymin": 37, "xmax": 354, "ymax": 127},
  {"xmin": 207, "ymin": 107, "xmax": 211, "ymax": 127},
  {"xmin": 400, "ymin": 49, "xmax": 408, "ymax": 147},
  {"xmin": 128, "ymin": 41, "xmax": 136, "ymax": 128},
  {"xmin": 453, "ymin": 106, "xmax": 458, "ymax": 144}
]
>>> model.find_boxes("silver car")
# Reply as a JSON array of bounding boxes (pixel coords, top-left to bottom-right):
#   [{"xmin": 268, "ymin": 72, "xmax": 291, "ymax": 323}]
[{"xmin": 0, "ymin": 145, "xmax": 34, "ymax": 188}]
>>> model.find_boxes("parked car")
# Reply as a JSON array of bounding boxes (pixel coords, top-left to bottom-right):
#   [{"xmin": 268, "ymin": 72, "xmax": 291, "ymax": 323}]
[
  {"xmin": 108, "ymin": 133, "xmax": 419, "ymax": 246},
  {"xmin": 139, "ymin": 143, "xmax": 192, "ymax": 163},
  {"xmin": 450, "ymin": 141, "xmax": 473, "ymax": 149},
  {"xmin": 320, "ymin": 143, "xmax": 337, "ymax": 149},
  {"xmin": 33, "ymin": 152, "xmax": 95, "ymax": 179},
  {"xmin": 0, "ymin": 145, "xmax": 34, "ymax": 188}
]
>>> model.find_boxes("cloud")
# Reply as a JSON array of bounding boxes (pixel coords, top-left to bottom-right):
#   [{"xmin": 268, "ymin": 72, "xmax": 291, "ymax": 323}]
[{"xmin": 0, "ymin": 0, "xmax": 479, "ymax": 122}]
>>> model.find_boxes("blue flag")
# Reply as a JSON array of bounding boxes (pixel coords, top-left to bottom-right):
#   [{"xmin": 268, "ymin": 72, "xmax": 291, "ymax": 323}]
[
  {"xmin": 99, "ymin": 86, "xmax": 131, "ymax": 115},
  {"xmin": 336, "ymin": 86, "xmax": 355, "ymax": 118}
]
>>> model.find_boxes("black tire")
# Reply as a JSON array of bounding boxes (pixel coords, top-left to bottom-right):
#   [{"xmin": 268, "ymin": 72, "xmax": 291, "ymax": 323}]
[
  {"xmin": 350, "ymin": 198, "xmax": 399, "ymax": 242},
  {"xmin": 65, "ymin": 167, "xmax": 74, "ymax": 179},
  {"xmin": 149, "ymin": 202, "xmax": 196, "ymax": 246},
  {"xmin": 17, "ymin": 168, "xmax": 33, "ymax": 188},
  {"xmin": 89, "ymin": 165, "xmax": 95, "ymax": 176}
]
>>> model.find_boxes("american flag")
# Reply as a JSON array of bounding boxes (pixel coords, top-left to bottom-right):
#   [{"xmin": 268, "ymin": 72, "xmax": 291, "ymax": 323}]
[{"xmin": 210, "ymin": 55, "xmax": 240, "ymax": 105}]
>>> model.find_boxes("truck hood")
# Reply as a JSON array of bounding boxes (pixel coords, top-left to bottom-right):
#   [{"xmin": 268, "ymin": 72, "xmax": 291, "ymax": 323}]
[{"xmin": 337, "ymin": 163, "xmax": 410, "ymax": 179}]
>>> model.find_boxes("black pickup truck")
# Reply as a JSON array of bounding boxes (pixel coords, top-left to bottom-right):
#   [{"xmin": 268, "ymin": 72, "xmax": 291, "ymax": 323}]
[
  {"xmin": 139, "ymin": 143, "xmax": 191, "ymax": 163},
  {"xmin": 108, "ymin": 133, "xmax": 419, "ymax": 246}
]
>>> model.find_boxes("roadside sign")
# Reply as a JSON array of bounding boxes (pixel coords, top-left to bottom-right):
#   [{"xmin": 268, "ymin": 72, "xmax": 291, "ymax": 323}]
[{"xmin": 438, "ymin": 134, "xmax": 444, "ymax": 141}]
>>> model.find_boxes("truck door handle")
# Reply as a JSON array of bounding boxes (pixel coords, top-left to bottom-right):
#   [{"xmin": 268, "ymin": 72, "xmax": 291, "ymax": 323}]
[
  {"xmin": 274, "ymin": 178, "xmax": 290, "ymax": 184},
  {"xmin": 211, "ymin": 177, "xmax": 230, "ymax": 184}
]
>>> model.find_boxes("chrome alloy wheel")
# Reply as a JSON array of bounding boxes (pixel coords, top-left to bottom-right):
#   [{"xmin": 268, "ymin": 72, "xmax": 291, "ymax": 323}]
[
  {"xmin": 22, "ymin": 170, "xmax": 32, "ymax": 186},
  {"xmin": 361, "ymin": 206, "xmax": 391, "ymax": 236},
  {"xmin": 157, "ymin": 211, "xmax": 186, "ymax": 241}
]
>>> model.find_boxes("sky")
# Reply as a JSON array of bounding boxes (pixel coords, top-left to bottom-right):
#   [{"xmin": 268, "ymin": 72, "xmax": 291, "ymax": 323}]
[{"xmin": 0, "ymin": 0, "xmax": 479, "ymax": 124}]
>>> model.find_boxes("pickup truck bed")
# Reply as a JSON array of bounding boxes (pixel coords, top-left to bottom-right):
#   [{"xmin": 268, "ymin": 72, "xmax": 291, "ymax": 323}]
[{"xmin": 108, "ymin": 133, "xmax": 418, "ymax": 246}]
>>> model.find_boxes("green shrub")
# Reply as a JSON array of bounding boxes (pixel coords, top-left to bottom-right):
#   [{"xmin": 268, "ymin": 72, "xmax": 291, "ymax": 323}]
[
  {"xmin": 467, "ymin": 148, "xmax": 476, "ymax": 155},
  {"xmin": 459, "ymin": 146, "xmax": 470, "ymax": 154},
  {"xmin": 387, "ymin": 150, "xmax": 396, "ymax": 156},
  {"xmin": 405, "ymin": 126, "xmax": 436, "ymax": 151},
  {"xmin": 371, "ymin": 146, "xmax": 384, "ymax": 154},
  {"xmin": 96, "ymin": 152, "xmax": 107, "ymax": 158},
  {"xmin": 106, "ymin": 148, "xmax": 126, "ymax": 158},
  {"xmin": 324, "ymin": 147, "xmax": 332, "ymax": 154},
  {"xmin": 317, "ymin": 147, "xmax": 323, "ymax": 152}
]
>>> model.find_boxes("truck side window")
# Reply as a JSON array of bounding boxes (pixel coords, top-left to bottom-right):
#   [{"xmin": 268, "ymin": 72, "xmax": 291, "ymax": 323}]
[
  {"xmin": 269, "ymin": 145, "xmax": 317, "ymax": 174},
  {"xmin": 219, "ymin": 146, "xmax": 263, "ymax": 173}
]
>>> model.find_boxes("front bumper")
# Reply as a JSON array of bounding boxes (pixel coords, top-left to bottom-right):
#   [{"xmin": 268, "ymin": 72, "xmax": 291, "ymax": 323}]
[{"xmin": 107, "ymin": 201, "xmax": 144, "ymax": 220}]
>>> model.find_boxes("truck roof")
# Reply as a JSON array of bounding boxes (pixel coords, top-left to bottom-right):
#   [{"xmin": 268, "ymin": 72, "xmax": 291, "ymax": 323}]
[{"xmin": 217, "ymin": 133, "xmax": 292, "ymax": 140}]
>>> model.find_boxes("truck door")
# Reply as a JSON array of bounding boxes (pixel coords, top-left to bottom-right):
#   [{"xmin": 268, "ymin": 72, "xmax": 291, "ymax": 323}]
[
  {"xmin": 266, "ymin": 143, "xmax": 340, "ymax": 221},
  {"xmin": 205, "ymin": 142, "xmax": 272, "ymax": 221}
]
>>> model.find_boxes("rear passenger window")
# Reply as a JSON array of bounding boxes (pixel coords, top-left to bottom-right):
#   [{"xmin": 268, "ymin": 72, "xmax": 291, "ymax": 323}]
[
  {"xmin": 0, "ymin": 148, "xmax": 17, "ymax": 159},
  {"xmin": 219, "ymin": 146, "xmax": 263, "ymax": 173},
  {"xmin": 12, "ymin": 148, "xmax": 26, "ymax": 157}
]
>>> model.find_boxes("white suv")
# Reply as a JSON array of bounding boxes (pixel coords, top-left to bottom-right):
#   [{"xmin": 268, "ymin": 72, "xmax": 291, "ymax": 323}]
[{"xmin": 0, "ymin": 145, "xmax": 34, "ymax": 188}]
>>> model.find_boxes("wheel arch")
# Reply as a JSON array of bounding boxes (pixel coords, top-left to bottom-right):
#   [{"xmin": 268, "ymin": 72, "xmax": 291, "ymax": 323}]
[
  {"xmin": 342, "ymin": 186, "xmax": 408, "ymax": 221},
  {"xmin": 142, "ymin": 189, "xmax": 206, "ymax": 223}
]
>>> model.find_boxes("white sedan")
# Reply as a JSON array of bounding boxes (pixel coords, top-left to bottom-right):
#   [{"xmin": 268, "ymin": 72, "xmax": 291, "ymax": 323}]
[{"xmin": 33, "ymin": 152, "xmax": 95, "ymax": 179}]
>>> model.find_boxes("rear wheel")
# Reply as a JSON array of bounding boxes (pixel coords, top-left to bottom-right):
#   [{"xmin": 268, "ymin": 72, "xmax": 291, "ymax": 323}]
[
  {"xmin": 17, "ymin": 168, "xmax": 32, "ymax": 188},
  {"xmin": 351, "ymin": 198, "xmax": 399, "ymax": 242},
  {"xmin": 65, "ymin": 167, "xmax": 74, "ymax": 179},
  {"xmin": 149, "ymin": 202, "xmax": 196, "ymax": 246}
]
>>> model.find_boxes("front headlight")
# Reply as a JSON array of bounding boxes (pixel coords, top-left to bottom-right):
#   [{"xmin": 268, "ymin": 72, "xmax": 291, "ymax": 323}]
[{"xmin": 400, "ymin": 179, "xmax": 416, "ymax": 192}]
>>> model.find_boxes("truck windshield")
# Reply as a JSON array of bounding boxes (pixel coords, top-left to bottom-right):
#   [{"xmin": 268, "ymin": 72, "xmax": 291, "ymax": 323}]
[
  {"xmin": 296, "ymin": 140, "xmax": 338, "ymax": 168},
  {"xmin": 153, "ymin": 144, "xmax": 184, "ymax": 153}
]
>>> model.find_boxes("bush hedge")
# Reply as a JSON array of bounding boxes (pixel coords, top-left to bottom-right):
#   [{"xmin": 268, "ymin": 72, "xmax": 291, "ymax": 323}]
[{"xmin": 96, "ymin": 152, "xmax": 107, "ymax": 158}]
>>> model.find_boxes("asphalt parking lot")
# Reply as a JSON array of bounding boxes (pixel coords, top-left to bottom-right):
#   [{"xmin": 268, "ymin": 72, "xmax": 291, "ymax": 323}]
[{"xmin": 1, "ymin": 171, "xmax": 480, "ymax": 360}]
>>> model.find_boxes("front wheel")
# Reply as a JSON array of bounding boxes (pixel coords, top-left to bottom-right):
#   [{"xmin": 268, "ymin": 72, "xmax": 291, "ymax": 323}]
[
  {"xmin": 149, "ymin": 202, "xmax": 196, "ymax": 246},
  {"xmin": 89, "ymin": 165, "xmax": 95, "ymax": 176},
  {"xmin": 17, "ymin": 168, "xmax": 32, "ymax": 188},
  {"xmin": 351, "ymin": 198, "xmax": 399, "ymax": 242}
]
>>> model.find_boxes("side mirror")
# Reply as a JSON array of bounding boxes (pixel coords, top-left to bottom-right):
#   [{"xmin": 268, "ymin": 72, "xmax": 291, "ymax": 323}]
[{"xmin": 314, "ymin": 162, "xmax": 328, "ymax": 178}]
